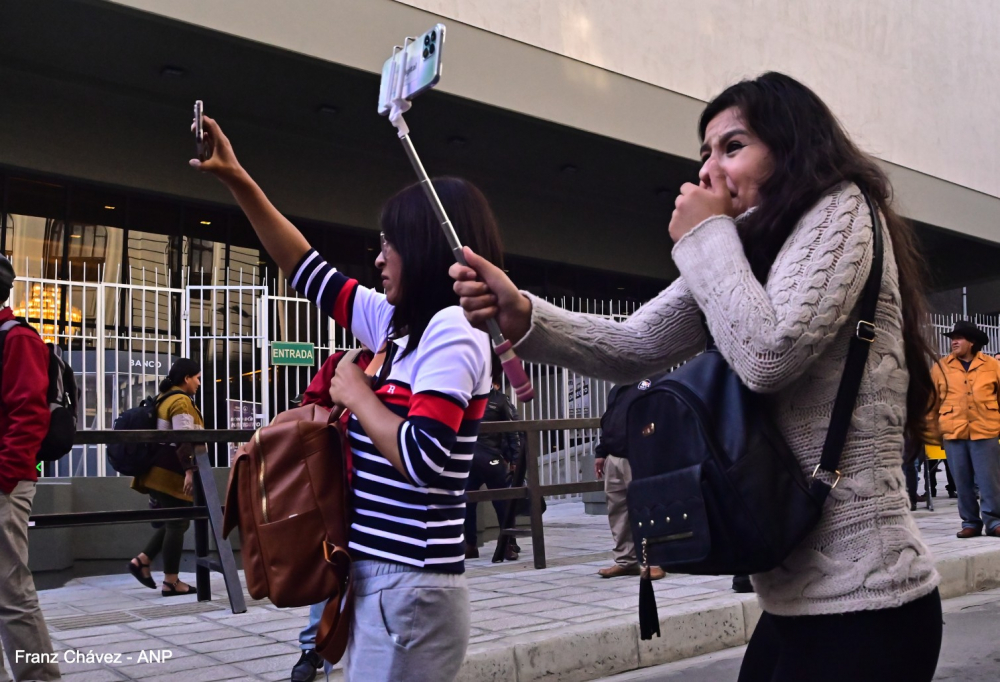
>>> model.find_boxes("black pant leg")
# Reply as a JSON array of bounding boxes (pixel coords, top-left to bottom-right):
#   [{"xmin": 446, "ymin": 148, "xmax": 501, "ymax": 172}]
[
  {"xmin": 904, "ymin": 460, "xmax": 918, "ymax": 504},
  {"xmin": 740, "ymin": 590, "xmax": 942, "ymax": 682},
  {"xmin": 464, "ymin": 453, "xmax": 487, "ymax": 545},
  {"xmin": 737, "ymin": 612, "xmax": 781, "ymax": 682},
  {"xmin": 146, "ymin": 490, "xmax": 193, "ymax": 574},
  {"xmin": 481, "ymin": 456, "xmax": 511, "ymax": 532}
]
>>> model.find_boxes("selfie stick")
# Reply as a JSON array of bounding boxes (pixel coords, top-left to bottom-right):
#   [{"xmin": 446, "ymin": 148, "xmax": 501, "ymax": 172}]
[{"xmin": 386, "ymin": 41, "xmax": 534, "ymax": 401}]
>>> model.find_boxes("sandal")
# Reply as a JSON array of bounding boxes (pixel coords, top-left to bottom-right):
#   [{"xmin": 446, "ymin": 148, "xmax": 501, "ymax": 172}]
[
  {"xmin": 161, "ymin": 580, "xmax": 195, "ymax": 597},
  {"xmin": 128, "ymin": 558, "xmax": 156, "ymax": 589}
]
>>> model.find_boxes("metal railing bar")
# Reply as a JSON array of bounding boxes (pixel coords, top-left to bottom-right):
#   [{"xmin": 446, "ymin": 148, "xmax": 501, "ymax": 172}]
[{"xmin": 30, "ymin": 507, "xmax": 210, "ymax": 528}]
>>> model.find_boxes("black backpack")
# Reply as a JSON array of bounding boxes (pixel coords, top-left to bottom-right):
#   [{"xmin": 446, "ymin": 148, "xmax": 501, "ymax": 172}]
[
  {"xmin": 597, "ymin": 373, "xmax": 669, "ymax": 459},
  {"xmin": 626, "ymin": 193, "xmax": 884, "ymax": 639},
  {"xmin": 107, "ymin": 390, "xmax": 185, "ymax": 476},
  {"xmin": 0, "ymin": 319, "xmax": 80, "ymax": 463}
]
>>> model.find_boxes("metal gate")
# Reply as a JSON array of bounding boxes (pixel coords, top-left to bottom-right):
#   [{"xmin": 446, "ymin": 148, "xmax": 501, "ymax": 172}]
[
  {"xmin": 11, "ymin": 262, "xmax": 103, "ymax": 476},
  {"xmin": 184, "ymin": 284, "xmax": 269, "ymax": 467},
  {"xmin": 499, "ymin": 298, "xmax": 640, "ymax": 496},
  {"xmin": 6, "ymin": 258, "xmax": 668, "ymax": 487}
]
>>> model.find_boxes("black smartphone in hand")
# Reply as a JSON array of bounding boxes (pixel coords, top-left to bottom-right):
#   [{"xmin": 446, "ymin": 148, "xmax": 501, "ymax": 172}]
[{"xmin": 194, "ymin": 100, "xmax": 205, "ymax": 160}]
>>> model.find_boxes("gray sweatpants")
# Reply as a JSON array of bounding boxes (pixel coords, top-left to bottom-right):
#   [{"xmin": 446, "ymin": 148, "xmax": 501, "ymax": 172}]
[
  {"xmin": 0, "ymin": 481, "xmax": 60, "ymax": 682},
  {"xmin": 344, "ymin": 560, "xmax": 469, "ymax": 682}
]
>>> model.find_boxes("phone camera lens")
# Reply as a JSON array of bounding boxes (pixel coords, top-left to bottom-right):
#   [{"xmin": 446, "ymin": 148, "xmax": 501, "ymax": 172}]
[
  {"xmin": 431, "ymin": 30, "xmax": 437, "ymax": 42},
  {"xmin": 422, "ymin": 47, "xmax": 430, "ymax": 59},
  {"xmin": 424, "ymin": 35, "xmax": 431, "ymax": 46},
  {"xmin": 428, "ymin": 43, "xmax": 435, "ymax": 56}
]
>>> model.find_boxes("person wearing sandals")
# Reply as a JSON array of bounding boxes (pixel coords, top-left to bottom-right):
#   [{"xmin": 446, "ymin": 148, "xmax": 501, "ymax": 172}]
[
  {"xmin": 128, "ymin": 359, "xmax": 204, "ymax": 597},
  {"xmin": 452, "ymin": 73, "xmax": 942, "ymax": 681}
]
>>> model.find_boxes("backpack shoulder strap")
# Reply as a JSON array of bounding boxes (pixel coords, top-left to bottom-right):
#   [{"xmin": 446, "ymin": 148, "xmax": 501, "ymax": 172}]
[
  {"xmin": 0, "ymin": 318, "xmax": 37, "ymax": 388},
  {"xmin": 155, "ymin": 389, "xmax": 187, "ymax": 405},
  {"xmin": 815, "ymin": 192, "xmax": 884, "ymax": 484}
]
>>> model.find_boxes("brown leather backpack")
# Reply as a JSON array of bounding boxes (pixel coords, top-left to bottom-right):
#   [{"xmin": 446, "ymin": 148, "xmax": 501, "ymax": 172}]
[{"xmin": 223, "ymin": 401, "xmax": 353, "ymax": 663}]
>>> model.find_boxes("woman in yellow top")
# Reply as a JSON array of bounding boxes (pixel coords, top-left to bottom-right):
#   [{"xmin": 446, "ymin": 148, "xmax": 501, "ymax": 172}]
[{"xmin": 127, "ymin": 359, "xmax": 205, "ymax": 596}]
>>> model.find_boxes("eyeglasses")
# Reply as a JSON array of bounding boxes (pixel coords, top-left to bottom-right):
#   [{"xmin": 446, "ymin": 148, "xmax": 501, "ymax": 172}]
[{"xmin": 379, "ymin": 232, "xmax": 393, "ymax": 253}]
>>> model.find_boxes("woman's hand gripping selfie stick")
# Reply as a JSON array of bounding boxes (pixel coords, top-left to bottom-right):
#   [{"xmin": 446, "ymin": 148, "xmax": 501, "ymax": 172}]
[{"xmin": 386, "ymin": 45, "xmax": 534, "ymax": 401}]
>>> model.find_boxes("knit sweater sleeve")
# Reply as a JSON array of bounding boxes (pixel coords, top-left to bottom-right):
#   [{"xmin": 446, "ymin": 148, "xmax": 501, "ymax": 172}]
[
  {"xmin": 671, "ymin": 182, "xmax": 874, "ymax": 394},
  {"xmin": 513, "ymin": 278, "xmax": 706, "ymax": 384}
]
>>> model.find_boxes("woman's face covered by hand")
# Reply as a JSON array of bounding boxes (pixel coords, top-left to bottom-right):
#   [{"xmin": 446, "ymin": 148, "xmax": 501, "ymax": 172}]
[{"xmin": 698, "ymin": 106, "xmax": 773, "ymax": 217}]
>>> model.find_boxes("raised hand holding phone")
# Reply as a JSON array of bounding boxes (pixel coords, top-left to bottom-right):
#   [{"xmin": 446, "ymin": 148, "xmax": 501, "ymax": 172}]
[{"xmin": 189, "ymin": 113, "xmax": 245, "ymax": 182}]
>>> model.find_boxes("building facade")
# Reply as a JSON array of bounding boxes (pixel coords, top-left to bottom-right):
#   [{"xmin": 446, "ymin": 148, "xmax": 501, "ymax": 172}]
[{"xmin": 1, "ymin": 0, "xmax": 999, "ymax": 476}]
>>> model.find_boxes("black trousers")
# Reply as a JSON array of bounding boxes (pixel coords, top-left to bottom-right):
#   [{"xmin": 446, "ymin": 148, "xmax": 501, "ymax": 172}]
[
  {"xmin": 738, "ymin": 588, "xmax": 942, "ymax": 682},
  {"xmin": 927, "ymin": 459, "xmax": 956, "ymax": 495},
  {"xmin": 141, "ymin": 490, "xmax": 192, "ymax": 574},
  {"xmin": 464, "ymin": 450, "xmax": 509, "ymax": 545}
]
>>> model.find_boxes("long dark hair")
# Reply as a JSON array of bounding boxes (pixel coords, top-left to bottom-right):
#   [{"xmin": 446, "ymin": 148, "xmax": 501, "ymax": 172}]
[
  {"xmin": 380, "ymin": 177, "xmax": 504, "ymax": 357},
  {"xmin": 698, "ymin": 72, "xmax": 934, "ymax": 446},
  {"xmin": 160, "ymin": 358, "xmax": 201, "ymax": 394}
]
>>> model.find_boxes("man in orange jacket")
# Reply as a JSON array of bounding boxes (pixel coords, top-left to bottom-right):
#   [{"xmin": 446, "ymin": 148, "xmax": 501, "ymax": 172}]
[{"xmin": 931, "ymin": 320, "xmax": 1000, "ymax": 539}]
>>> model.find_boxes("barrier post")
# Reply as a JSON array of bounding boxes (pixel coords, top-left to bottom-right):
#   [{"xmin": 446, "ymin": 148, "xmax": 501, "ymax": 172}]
[
  {"xmin": 525, "ymin": 434, "xmax": 547, "ymax": 569},
  {"xmin": 193, "ymin": 451, "xmax": 246, "ymax": 612}
]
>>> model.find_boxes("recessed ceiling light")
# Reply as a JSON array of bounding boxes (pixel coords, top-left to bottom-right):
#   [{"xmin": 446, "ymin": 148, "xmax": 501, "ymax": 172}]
[
  {"xmin": 318, "ymin": 105, "xmax": 340, "ymax": 116},
  {"xmin": 160, "ymin": 66, "xmax": 187, "ymax": 78},
  {"xmin": 104, "ymin": 205, "xmax": 115, "ymax": 210},
  {"xmin": 200, "ymin": 220, "xmax": 211, "ymax": 225}
]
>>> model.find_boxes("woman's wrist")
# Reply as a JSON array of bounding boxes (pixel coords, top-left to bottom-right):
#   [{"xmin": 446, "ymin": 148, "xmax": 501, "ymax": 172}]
[
  {"xmin": 508, "ymin": 293, "xmax": 533, "ymax": 344},
  {"xmin": 218, "ymin": 164, "xmax": 250, "ymax": 190}
]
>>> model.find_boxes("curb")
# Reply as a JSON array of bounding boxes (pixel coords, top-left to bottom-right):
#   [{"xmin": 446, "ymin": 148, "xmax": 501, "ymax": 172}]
[{"xmin": 456, "ymin": 544, "xmax": 1000, "ymax": 682}]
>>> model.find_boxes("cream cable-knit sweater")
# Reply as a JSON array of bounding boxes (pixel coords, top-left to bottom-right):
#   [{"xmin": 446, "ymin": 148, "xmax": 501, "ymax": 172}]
[{"xmin": 516, "ymin": 182, "xmax": 939, "ymax": 616}]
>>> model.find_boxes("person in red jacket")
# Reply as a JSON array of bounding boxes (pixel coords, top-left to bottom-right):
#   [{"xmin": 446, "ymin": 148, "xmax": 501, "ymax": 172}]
[{"xmin": 0, "ymin": 254, "xmax": 61, "ymax": 681}]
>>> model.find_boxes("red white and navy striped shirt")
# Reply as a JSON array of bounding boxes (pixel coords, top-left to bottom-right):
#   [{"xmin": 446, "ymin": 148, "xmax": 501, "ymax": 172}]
[{"xmin": 292, "ymin": 249, "xmax": 491, "ymax": 573}]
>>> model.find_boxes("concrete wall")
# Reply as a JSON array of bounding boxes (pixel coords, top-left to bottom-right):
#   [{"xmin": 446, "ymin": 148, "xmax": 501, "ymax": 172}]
[
  {"xmin": 398, "ymin": 0, "xmax": 1000, "ymax": 202},
  {"xmin": 0, "ymin": 56, "xmax": 676, "ymax": 280},
  {"xmin": 104, "ymin": 0, "xmax": 1000, "ymax": 244}
]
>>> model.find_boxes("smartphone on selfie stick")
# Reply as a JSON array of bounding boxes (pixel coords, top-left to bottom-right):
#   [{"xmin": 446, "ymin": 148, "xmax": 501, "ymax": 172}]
[
  {"xmin": 194, "ymin": 100, "xmax": 206, "ymax": 161},
  {"xmin": 378, "ymin": 25, "xmax": 535, "ymax": 403}
]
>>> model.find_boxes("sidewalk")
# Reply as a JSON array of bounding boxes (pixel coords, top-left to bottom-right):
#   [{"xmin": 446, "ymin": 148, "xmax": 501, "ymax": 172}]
[{"xmin": 34, "ymin": 497, "xmax": 1000, "ymax": 682}]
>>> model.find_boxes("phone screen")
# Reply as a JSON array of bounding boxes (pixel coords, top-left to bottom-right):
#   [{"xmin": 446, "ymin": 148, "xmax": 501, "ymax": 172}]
[
  {"xmin": 377, "ymin": 24, "xmax": 445, "ymax": 115},
  {"xmin": 377, "ymin": 51, "xmax": 403, "ymax": 116}
]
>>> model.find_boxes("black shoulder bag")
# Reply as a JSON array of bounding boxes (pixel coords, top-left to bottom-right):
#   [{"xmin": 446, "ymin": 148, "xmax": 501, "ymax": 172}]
[{"xmin": 626, "ymin": 194, "xmax": 884, "ymax": 639}]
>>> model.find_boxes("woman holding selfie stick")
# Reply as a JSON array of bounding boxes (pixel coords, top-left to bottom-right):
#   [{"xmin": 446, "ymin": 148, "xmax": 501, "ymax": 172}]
[
  {"xmin": 451, "ymin": 73, "xmax": 942, "ymax": 681},
  {"xmin": 191, "ymin": 115, "xmax": 502, "ymax": 682}
]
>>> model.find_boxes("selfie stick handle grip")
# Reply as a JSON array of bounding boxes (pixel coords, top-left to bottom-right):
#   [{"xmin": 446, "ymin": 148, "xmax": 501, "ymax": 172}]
[{"xmin": 393, "ymin": 125, "xmax": 534, "ymax": 402}]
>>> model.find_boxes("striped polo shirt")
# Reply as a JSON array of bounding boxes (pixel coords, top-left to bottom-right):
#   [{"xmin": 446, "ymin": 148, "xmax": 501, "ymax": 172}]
[{"xmin": 291, "ymin": 249, "xmax": 491, "ymax": 573}]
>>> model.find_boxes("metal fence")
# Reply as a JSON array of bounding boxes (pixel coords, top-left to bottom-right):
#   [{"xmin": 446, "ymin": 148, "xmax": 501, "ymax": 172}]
[
  {"xmin": 16, "ymin": 257, "xmax": 985, "ymax": 493},
  {"xmin": 929, "ymin": 313, "xmax": 1000, "ymax": 356},
  {"xmin": 8, "ymin": 260, "xmax": 635, "ymax": 493}
]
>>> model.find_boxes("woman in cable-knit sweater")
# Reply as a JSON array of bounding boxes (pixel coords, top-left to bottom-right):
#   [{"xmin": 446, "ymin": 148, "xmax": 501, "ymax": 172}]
[{"xmin": 452, "ymin": 72, "xmax": 942, "ymax": 681}]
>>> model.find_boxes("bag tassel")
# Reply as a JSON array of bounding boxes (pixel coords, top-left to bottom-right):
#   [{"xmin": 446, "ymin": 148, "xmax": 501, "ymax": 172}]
[{"xmin": 639, "ymin": 539, "xmax": 660, "ymax": 640}]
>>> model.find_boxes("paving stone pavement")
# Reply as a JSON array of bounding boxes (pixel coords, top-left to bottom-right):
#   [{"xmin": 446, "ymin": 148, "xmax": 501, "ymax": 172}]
[{"xmin": 20, "ymin": 496, "xmax": 1000, "ymax": 681}]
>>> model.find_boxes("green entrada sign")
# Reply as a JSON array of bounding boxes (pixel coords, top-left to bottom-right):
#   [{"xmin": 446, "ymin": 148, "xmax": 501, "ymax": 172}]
[{"xmin": 271, "ymin": 342, "xmax": 316, "ymax": 366}]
